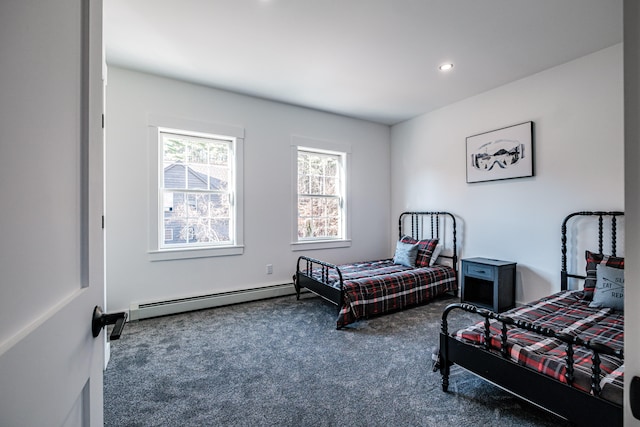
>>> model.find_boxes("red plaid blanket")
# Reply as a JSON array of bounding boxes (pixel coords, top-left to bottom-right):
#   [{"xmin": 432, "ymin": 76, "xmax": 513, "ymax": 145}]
[
  {"xmin": 455, "ymin": 290, "xmax": 624, "ymax": 405},
  {"xmin": 326, "ymin": 260, "xmax": 457, "ymax": 328}
]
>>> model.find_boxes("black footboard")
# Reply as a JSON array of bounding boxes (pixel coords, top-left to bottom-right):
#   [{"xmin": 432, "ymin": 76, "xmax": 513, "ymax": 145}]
[
  {"xmin": 439, "ymin": 303, "xmax": 623, "ymax": 427},
  {"xmin": 294, "ymin": 256, "xmax": 344, "ymax": 308}
]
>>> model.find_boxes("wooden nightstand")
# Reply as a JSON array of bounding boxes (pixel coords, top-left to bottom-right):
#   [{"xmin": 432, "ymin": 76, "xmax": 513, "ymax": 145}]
[{"xmin": 461, "ymin": 257, "xmax": 516, "ymax": 312}]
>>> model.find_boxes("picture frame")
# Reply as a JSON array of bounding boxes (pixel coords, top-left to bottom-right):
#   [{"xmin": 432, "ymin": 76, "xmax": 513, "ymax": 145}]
[{"xmin": 466, "ymin": 121, "xmax": 534, "ymax": 183}]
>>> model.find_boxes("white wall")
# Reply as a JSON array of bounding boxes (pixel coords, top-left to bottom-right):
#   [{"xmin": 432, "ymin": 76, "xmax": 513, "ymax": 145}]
[
  {"xmin": 624, "ymin": 1, "xmax": 640, "ymax": 424},
  {"xmin": 105, "ymin": 67, "xmax": 391, "ymax": 312},
  {"xmin": 391, "ymin": 44, "xmax": 624, "ymax": 304}
]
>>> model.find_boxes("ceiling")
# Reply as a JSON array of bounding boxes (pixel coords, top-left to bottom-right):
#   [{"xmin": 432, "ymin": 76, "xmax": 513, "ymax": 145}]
[{"xmin": 104, "ymin": 0, "xmax": 622, "ymax": 125}]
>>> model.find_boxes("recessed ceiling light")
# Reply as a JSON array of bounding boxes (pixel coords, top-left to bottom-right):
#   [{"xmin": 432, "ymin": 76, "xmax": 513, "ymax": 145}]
[{"xmin": 439, "ymin": 63, "xmax": 454, "ymax": 71}]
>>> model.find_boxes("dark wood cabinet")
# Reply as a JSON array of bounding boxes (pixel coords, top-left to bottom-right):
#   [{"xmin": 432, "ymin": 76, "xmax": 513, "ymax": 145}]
[{"xmin": 461, "ymin": 257, "xmax": 516, "ymax": 312}]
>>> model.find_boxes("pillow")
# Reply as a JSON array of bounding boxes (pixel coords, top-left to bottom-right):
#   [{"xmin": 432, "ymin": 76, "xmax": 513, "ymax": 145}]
[
  {"xmin": 583, "ymin": 250, "xmax": 624, "ymax": 300},
  {"xmin": 429, "ymin": 243, "xmax": 443, "ymax": 266},
  {"xmin": 393, "ymin": 240, "xmax": 420, "ymax": 267},
  {"xmin": 589, "ymin": 264, "xmax": 624, "ymax": 311},
  {"xmin": 400, "ymin": 236, "xmax": 439, "ymax": 267}
]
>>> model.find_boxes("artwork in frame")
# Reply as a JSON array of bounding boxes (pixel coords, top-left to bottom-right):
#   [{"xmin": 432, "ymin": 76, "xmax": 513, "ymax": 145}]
[{"xmin": 466, "ymin": 121, "xmax": 534, "ymax": 184}]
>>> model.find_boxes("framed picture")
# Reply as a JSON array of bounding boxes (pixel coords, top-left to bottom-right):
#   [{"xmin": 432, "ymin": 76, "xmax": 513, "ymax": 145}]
[{"xmin": 466, "ymin": 121, "xmax": 534, "ymax": 183}]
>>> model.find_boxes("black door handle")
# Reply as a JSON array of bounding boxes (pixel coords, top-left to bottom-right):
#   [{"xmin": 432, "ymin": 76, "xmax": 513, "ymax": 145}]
[{"xmin": 92, "ymin": 306, "xmax": 127, "ymax": 340}]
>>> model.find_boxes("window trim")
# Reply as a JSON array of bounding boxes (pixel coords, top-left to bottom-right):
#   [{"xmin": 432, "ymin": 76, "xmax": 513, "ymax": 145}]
[
  {"xmin": 290, "ymin": 135, "xmax": 351, "ymax": 251},
  {"xmin": 148, "ymin": 114, "xmax": 244, "ymax": 261}
]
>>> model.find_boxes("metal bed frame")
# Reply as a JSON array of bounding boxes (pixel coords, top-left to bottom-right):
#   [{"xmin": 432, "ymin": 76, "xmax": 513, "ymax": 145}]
[
  {"xmin": 439, "ymin": 211, "xmax": 624, "ymax": 426},
  {"xmin": 293, "ymin": 211, "xmax": 458, "ymax": 322}
]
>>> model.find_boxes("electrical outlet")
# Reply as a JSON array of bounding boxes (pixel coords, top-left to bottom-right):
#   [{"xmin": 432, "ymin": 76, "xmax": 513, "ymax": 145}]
[{"xmin": 266, "ymin": 264, "xmax": 273, "ymax": 274}]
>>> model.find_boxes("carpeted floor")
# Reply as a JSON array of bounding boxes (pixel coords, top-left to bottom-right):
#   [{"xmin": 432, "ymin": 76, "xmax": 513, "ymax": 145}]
[{"xmin": 104, "ymin": 293, "xmax": 571, "ymax": 426}]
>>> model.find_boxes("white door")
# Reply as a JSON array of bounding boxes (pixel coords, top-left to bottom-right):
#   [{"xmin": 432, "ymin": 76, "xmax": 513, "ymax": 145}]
[{"xmin": 0, "ymin": 0, "xmax": 106, "ymax": 426}]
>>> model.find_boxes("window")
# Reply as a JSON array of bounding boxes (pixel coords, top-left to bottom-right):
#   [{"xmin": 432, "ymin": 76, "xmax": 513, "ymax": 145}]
[
  {"xmin": 160, "ymin": 131, "xmax": 234, "ymax": 248},
  {"xmin": 291, "ymin": 136, "xmax": 351, "ymax": 251},
  {"xmin": 297, "ymin": 149, "xmax": 344, "ymax": 240},
  {"xmin": 148, "ymin": 115, "xmax": 244, "ymax": 261}
]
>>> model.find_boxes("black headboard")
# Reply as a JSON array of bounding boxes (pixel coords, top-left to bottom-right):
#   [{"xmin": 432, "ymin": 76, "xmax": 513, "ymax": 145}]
[
  {"xmin": 398, "ymin": 211, "xmax": 458, "ymax": 270},
  {"xmin": 561, "ymin": 211, "xmax": 624, "ymax": 290}
]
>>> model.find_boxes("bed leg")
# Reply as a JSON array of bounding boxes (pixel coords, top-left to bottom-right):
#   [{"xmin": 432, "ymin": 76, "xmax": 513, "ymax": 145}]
[
  {"xmin": 439, "ymin": 344, "xmax": 450, "ymax": 391},
  {"xmin": 439, "ymin": 320, "xmax": 451, "ymax": 392},
  {"xmin": 441, "ymin": 362, "xmax": 450, "ymax": 392},
  {"xmin": 292, "ymin": 275, "xmax": 300, "ymax": 300}
]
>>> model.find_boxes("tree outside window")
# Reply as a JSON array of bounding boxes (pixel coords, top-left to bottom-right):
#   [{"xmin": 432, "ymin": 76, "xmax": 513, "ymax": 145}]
[{"xmin": 297, "ymin": 149, "xmax": 344, "ymax": 240}]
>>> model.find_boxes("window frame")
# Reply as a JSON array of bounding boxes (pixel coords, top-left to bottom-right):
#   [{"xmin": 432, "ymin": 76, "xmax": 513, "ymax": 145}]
[
  {"xmin": 291, "ymin": 135, "xmax": 351, "ymax": 251},
  {"xmin": 148, "ymin": 115, "xmax": 244, "ymax": 261},
  {"xmin": 159, "ymin": 130, "xmax": 235, "ymax": 250}
]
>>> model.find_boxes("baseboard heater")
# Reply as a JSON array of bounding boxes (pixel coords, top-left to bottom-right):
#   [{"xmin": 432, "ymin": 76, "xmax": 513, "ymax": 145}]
[{"xmin": 129, "ymin": 283, "xmax": 297, "ymax": 321}]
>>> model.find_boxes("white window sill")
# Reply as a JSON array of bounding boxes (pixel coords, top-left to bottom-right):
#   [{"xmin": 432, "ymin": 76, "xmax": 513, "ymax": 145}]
[
  {"xmin": 148, "ymin": 245, "xmax": 244, "ymax": 261},
  {"xmin": 290, "ymin": 239, "xmax": 351, "ymax": 252}
]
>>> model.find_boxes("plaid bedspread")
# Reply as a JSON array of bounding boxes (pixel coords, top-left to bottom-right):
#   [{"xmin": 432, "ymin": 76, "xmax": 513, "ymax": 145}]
[
  {"xmin": 454, "ymin": 290, "xmax": 624, "ymax": 405},
  {"xmin": 314, "ymin": 260, "xmax": 457, "ymax": 328}
]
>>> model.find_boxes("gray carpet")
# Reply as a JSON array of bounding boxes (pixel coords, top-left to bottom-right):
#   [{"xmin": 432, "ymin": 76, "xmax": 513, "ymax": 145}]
[{"xmin": 104, "ymin": 294, "xmax": 571, "ymax": 426}]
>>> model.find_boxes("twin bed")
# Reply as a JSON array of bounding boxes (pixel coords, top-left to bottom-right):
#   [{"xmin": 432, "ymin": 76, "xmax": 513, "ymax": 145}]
[
  {"xmin": 294, "ymin": 211, "xmax": 458, "ymax": 329},
  {"xmin": 439, "ymin": 211, "xmax": 624, "ymax": 426},
  {"xmin": 293, "ymin": 210, "xmax": 625, "ymax": 425}
]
